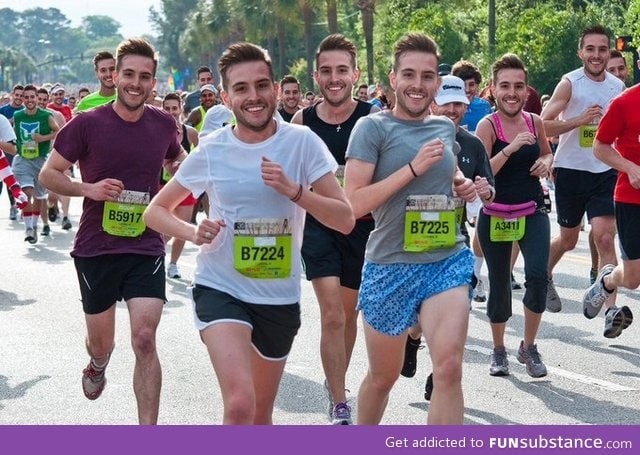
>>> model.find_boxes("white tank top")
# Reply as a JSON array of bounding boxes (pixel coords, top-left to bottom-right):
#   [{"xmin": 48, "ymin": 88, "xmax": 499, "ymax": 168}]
[{"xmin": 554, "ymin": 68, "xmax": 624, "ymax": 173}]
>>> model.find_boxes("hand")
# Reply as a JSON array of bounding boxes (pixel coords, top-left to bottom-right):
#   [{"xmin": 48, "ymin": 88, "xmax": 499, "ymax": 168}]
[
  {"xmin": 628, "ymin": 163, "xmax": 640, "ymax": 190},
  {"xmin": 193, "ymin": 218, "xmax": 226, "ymax": 245},
  {"xmin": 85, "ymin": 178, "xmax": 125, "ymax": 202},
  {"xmin": 579, "ymin": 105, "xmax": 603, "ymax": 125},
  {"xmin": 529, "ymin": 158, "xmax": 549, "ymax": 178},
  {"xmin": 261, "ymin": 157, "xmax": 297, "ymax": 198},
  {"xmin": 411, "ymin": 139, "xmax": 446, "ymax": 176},
  {"xmin": 506, "ymin": 132, "xmax": 536, "ymax": 156},
  {"xmin": 453, "ymin": 175, "xmax": 477, "ymax": 202},
  {"xmin": 10, "ymin": 185, "xmax": 28, "ymax": 209},
  {"xmin": 31, "ymin": 133, "xmax": 47, "ymax": 143},
  {"xmin": 474, "ymin": 176, "xmax": 492, "ymax": 201}
]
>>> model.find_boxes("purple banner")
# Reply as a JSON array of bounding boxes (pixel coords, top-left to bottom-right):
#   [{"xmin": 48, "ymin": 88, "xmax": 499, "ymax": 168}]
[{"xmin": 1, "ymin": 425, "xmax": 636, "ymax": 454}]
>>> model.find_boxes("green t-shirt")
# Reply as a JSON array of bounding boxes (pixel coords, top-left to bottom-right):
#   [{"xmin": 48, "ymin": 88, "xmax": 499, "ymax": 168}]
[
  {"xmin": 76, "ymin": 92, "xmax": 116, "ymax": 112},
  {"xmin": 14, "ymin": 108, "xmax": 54, "ymax": 158}
]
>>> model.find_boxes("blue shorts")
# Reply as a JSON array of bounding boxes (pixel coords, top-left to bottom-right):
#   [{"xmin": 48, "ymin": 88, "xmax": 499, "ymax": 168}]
[{"xmin": 358, "ymin": 248, "xmax": 473, "ymax": 336}]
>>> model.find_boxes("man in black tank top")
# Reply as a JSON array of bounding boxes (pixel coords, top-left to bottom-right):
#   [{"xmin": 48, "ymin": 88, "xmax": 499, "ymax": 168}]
[
  {"xmin": 277, "ymin": 75, "xmax": 302, "ymax": 123},
  {"xmin": 291, "ymin": 34, "xmax": 379, "ymax": 425}
]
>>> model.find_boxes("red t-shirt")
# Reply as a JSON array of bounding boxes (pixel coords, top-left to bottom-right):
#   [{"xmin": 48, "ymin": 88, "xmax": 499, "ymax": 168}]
[
  {"xmin": 47, "ymin": 102, "xmax": 72, "ymax": 122},
  {"xmin": 595, "ymin": 84, "xmax": 640, "ymax": 204}
]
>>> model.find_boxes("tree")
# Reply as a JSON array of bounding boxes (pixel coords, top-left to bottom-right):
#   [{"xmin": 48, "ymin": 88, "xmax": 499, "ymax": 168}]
[
  {"xmin": 83, "ymin": 15, "xmax": 122, "ymax": 41},
  {"xmin": 358, "ymin": 0, "xmax": 375, "ymax": 85}
]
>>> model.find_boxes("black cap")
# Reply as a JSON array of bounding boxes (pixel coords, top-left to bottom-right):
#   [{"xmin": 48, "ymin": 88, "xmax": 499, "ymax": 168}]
[{"xmin": 438, "ymin": 63, "xmax": 452, "ymax": 76}]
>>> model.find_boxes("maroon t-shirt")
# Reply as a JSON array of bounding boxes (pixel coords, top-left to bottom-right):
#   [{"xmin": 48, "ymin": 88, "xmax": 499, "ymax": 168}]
[{"xmin": 53, "ymin": 103, "xmax": 181, "ymax": 257}]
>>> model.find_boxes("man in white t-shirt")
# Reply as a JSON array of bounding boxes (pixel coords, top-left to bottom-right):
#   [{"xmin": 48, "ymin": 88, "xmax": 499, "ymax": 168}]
[
  {"xmin": 143, "ymin": 41, "xmax": 354, "ymax": 425},
  {"xmin": 541, "ymin": 25, "xmax": 628, "ymax": 338}
]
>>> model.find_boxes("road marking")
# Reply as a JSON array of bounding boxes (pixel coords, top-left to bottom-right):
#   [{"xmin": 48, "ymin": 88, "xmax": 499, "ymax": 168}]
[{"xmin": 466, "ymin": 344, "xmax": 638, "ymax": 392}]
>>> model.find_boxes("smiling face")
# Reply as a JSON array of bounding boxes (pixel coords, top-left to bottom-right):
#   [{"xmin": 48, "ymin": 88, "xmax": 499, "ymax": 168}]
[
  {"xmin": 390, "ymin": 50, "xmax": 440, "ymax": 120},
  {"xmin": 96, "ymin": 58, "xmax": 116, "ymax": 90},
  {"xmin": 222, "ymin": 60, "xmax": 277, "ymax": 135},
  {"xmin": 114, "ymin": 54, "xmax": 156, "ymax": 112},
  {"xmin": 579, "ymin": 33, "xmax": 610, "ymax": 81},
  {"xmin": 280, "ymin": 82, "xmax": 301, "ymax": 111},
  {"xmin": 162, "ymin": 98, "xmax": 182, "ymax": 121},
  {"xmin": 493, "ymin": 68, "xmax": 528, "ymax": 118},
  {"xmin": 607, "ymin": 56, "xmax": 628, "ymax": 83},
  {"xmin": 431, "ymin": 101, "xmax": 468, "ymax": 127},
  {"xmin": 22, "ymin": 89, "xmax": 38, "ymax": 113},
  {"xmin": 314, "ymin": 50, "xmax": 359, "ymax": 108}
]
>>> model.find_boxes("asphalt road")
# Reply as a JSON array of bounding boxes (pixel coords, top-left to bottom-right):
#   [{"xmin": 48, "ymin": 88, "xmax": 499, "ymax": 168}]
[{"xmin": 0, "ymin": 192, "xmax": 638, "ymax": 425}]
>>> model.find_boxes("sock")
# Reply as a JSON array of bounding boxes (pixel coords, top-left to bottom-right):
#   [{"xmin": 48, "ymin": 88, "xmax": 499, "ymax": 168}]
[
  {"xmin": 23, "ymin": 211, "xmax": 33, "ymax": 229},
  {"xmin": 31, "ymin": 212, "xmax": 40, "ymax": 229},
  {"xmin": 473, "ymin": 256, "xmax": 484, "ymax": 277}
]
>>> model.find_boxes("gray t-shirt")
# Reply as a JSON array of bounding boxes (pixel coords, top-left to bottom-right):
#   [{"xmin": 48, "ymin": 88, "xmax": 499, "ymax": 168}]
[{"xmin": 346, "ymin": 111, "xmax": 465, "ymax": 264}]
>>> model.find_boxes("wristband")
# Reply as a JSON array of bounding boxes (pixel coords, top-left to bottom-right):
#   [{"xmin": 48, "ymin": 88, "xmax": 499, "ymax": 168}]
[
  {"xmin": 408, "ymin": 162, "xmax": 418, "ymax": 178},
  {"xmin": 290, "ymin": 183, "xmax": 303, "ymax": 203},
  {"xmin": 501, "ymin": 149, "xmax": 511, "ymax": 158}
]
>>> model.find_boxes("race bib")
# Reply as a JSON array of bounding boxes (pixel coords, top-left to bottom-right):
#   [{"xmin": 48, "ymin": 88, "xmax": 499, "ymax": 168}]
[
  {"xmin": 404, "ymin": 195, "xmax": 457, "ymax": 252},
  {"xmin": 489, "ymin": 216, "xmax": 526, "ymax": 242},
  {"xmin": 22, "ymin": 141, "xmax": 38, "ymax": 159},
  {"xmin": 102, "ymin": 190, "xmax": 150, "ymax": 238},
  {"xmin": 335, "ymin": 165, "xmax": 345, "ymax": 188},
  {"xmin": 233, "ymin": 218, "xmax": 292, "ymax": 279},
  {"xmin": 579, "ymin": 124, "xmax": 597, "ymax": 148},
  {"xmin": 161, "ymin": 167, "xmax": 172, "ymax": 183}
]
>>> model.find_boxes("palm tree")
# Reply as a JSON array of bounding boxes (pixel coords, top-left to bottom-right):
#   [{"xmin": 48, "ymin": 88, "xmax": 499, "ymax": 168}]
[{"xmin": 358, "ymin": 0, "xmax": 375, "ymax": 84}]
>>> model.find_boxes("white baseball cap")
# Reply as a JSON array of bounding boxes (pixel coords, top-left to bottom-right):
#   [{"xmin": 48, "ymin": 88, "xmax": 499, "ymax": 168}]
[{"xmin": 434, "ymin": 75, "xmax": 468, "ymax": 105}]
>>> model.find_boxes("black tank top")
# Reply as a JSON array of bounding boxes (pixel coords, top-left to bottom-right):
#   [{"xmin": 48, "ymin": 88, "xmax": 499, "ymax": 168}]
[
  {"xmin": 302, "ymin": 100, "xmax": 372, "ymax": 164},
  {"xmin": 161, "ymin": 124, "xmax": 192, "ymax": 185},
  {"xmin": 488, "ymin": 113, "xmax": 544, "ymax": 207}
]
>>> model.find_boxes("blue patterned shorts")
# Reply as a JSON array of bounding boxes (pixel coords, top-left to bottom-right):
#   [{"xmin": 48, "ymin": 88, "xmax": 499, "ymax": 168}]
[{"xmin": 358, "ymin": 248, "xmax": 474, "ymax": 336}]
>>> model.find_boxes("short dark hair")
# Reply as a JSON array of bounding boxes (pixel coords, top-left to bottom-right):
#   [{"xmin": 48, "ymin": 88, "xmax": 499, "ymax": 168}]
[
  {"xmin": 358, "ymin": 84, "xmax": 368, "ymax": 91},
  {"xmin": 197, "ymin": 66, "xmax": 212, "ymax": 77},
  {"xmin": 12, "ymin": 84, "xmax": 24, "ymax": 93},
  {"xmin": 36, "ymin": 87, "xmax": 49, "ymax": 96},
  {"xmin": 609, "ymin": 49, "xmax": 626, "ymax": 63},
  {"xmin": 23, "ymin": 84, "xmax": 37, "ymax": 94},
  {"xmin": 79, "ymin": 87, "xmax": 90, "ymax": 94},
  {"xmin": 316, "ymin": 34, "xmax": 358, "ymax": 69},
  {"xmin": 93, "ymin": 51, "xmax": 115, "ymax": 69},
  {"xmin": 492, "ymin": 53, "xmax": 528, "ymax": 85},
  {"xmin": 279, "ymin": 74, "xmax": 299, "ymax": 88},
  {"xmin": 579, "ymin": 25, "xmax": 610, "ymax": 49},
  {"xmin": 392, "ymin": 33, "xmax": 440, "ymax": 72},
  {"xmin": 116, "ymin": 38, "xmax": 158, "ymax": 76},
  {"xmin": 452, "ymin": 60, "xmax": 482, "ymax": 84},
  {"xmin": 163, "ymin": 92, "xmax": 182, "ymax": 106},
  {"xmin": 218, "ymin": 42, "xmax": 273, "ymax": 91}
]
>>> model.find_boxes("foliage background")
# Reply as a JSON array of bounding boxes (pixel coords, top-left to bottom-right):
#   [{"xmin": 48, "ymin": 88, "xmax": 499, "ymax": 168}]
[{"xmin": 1, "ymin": 1, "xmax": 637, "ymax": 96}]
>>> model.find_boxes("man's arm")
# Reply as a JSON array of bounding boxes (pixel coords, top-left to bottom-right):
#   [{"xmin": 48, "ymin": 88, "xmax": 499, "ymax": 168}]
[
  {"xmin": 32, "ymin": 115, "xmax": 60, "ymax": 143},
  {"xmin": 39, "ymin": 149, "xmax": 124, "ymax": 200},
  {"xmin": 594, "ymin": 139, "xmax": 640, "ymax": 190},
  {"xmin": 541, "ymin": 78, "xmax": 602, "ymax": 137},
  {"xmin": 185, "ymin": 108, "xmax": 201, "ymax": 128}
]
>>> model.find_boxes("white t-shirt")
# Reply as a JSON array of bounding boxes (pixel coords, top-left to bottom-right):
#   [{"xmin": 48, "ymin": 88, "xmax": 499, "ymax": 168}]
[
  {"xmin": 554, "ymin": 68, "xmax": 624, "ymax": 173},
  {"xmin": 176, "ymin": 120, "xmax": 337, "ymax": 305},
  {"xmin": 0, "ymin": 114, "xmax": 16, "ymax": 143}
]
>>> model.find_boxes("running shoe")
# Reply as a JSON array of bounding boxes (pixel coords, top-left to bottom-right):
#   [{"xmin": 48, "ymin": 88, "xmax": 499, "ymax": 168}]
[
  {"xmin": 167, "ymin": 262, "xmax": 181, "ymax": 279},
  {"xmin": 9, "ymin": 206, "xmax": 17, "ymax": 221},
  {"xmin": 517, "ymin": 341, "xmax": 547, "ymax": 378},
  {"xmin": 582, "ymin": 264, "xmax": 615, "ymax": 319},
  {"xmin": 331, "ymin": 402, "xmax": 352, "ymax": 425},
  {"xmin": 473, "ymin": 279, "xmax": 487, "ymax": 303},
  {"xmin": 545, "ymin": 279, "xmax": 562, "ymax": 313},
  {"xmin": 424, "ymin": 372, "xmax": 434, "ymax": 401},
  {"xmin": 603, "ymin": 306, "xmax": 633, "ymax": 339},
  {"xmin": 48, "ymin": 206, "xmax": 59, "ymax": 222},
  {"xmin": 41, "ymin": 225, "xmax": 51, "ymax": 236},
  {"xmin": 489, "ymin": 347, "xmax": 509, "ymax": 376},
  {"xmin": 62, "ymin": 216, "xmax": 72, "ymax": 230},
  {"xmin": 82, "ymin": 339, "xmax": 114, "ymax": 401},
  {"xmin": 511, "ymin": 273, "xmax": 522, "ymax": 290},
  {"xmin": 400, "ymin": 335, "xmax": 421, "ymax": 378},
  {"xmin": 24, "ymin": 228, "xmax": 37, "ymax": 244}
]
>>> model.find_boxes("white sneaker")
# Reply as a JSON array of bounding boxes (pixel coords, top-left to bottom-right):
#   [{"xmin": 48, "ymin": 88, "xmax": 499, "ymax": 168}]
[
  {"xmin": 167, "ymin": 263, "xmax": 181, "ymax": 279},
  {"xmin": 473, "ymin": 279, "xmax": 487, "ymax": 302}
]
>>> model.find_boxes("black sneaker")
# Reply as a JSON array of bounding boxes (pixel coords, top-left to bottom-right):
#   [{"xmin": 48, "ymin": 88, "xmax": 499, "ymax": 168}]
[
  {"xmin": 400, "ymin": 335, "xmax": 421, "ymax": 378},
  {"xmin": 41, "ymin": 225, "xmax": 51, "ymax": 236},
  {"xmin": 603, "ymin": 306, "xmax": 633, "ymax": 338},
  {"xmin": 511, "ymin": 273, "xmax": 522, "ymax": 290},
  {"xmin": 62, "ymin": 217, "xmax": 72, "ymax": 230},
  {"xmin": 424, "ymin": 372, "xmax": 434, "ymax": 401},
  {"xmin": 48, "ymin": 206, "xmax": 59, "ymax": 222}
]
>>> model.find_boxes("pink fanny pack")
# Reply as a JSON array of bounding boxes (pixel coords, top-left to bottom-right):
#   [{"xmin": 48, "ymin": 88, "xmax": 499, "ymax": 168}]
[{"xmin": 482, "ymin": 200, "xmax": 537, "ymax": 219}]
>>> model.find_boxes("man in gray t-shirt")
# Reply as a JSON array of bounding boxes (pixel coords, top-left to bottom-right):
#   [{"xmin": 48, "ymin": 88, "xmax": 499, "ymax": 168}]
[{"xmin": 344, "ymin": 32, "xmax": 485, "ymax": 425}]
